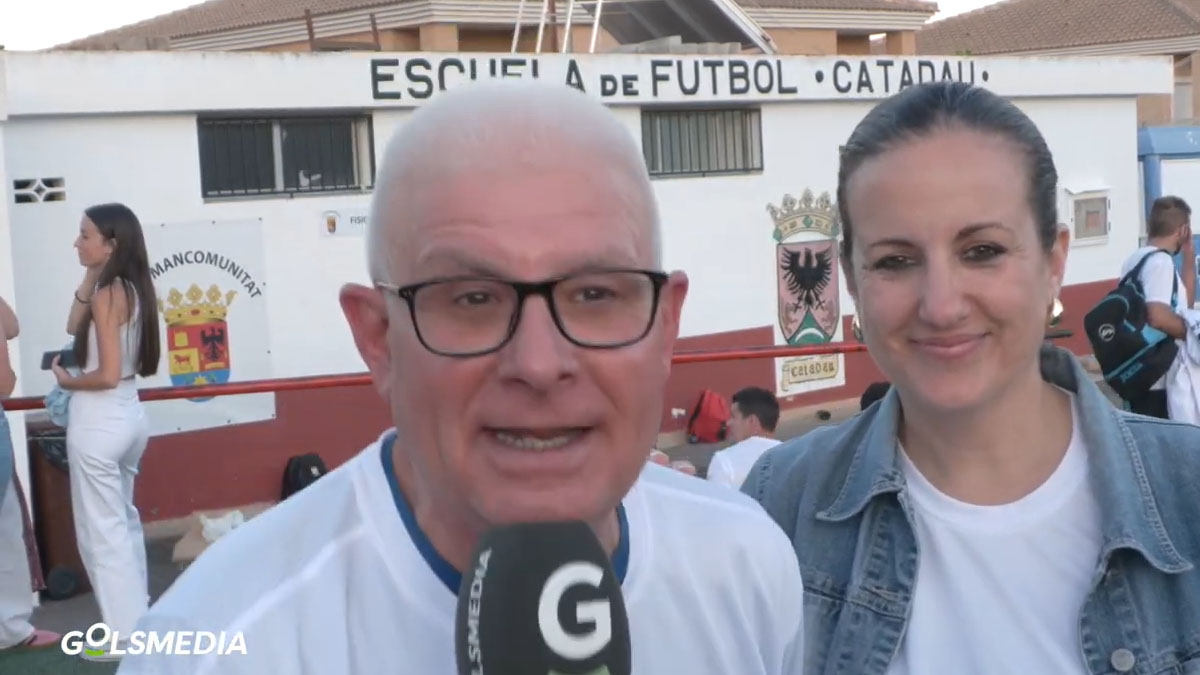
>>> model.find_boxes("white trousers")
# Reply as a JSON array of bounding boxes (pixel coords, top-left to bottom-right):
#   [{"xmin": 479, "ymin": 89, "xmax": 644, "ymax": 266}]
[
  {"xmin": 67, "ymin": 384, "xmax": 149, "ymax": 637},
  {"xmin": 0, "ymin": 481, "xmax": 33, "ymax": 648}
]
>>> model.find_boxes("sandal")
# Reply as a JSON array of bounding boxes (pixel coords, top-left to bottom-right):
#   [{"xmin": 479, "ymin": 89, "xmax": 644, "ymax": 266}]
[{"xmin": 12, "ymin": 628, "xmax": 60, "ymax": 649}]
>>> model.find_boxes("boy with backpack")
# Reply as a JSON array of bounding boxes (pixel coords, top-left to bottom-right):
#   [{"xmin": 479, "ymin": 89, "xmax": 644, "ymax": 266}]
[{"xmin": 1094, "ymin": 196, "xmax": 1196, "ymax": 418}]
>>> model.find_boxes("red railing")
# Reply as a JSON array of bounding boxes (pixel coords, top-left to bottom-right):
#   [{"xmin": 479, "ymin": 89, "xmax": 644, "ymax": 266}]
[{"xmin": 1, "ymin": 341, "xmax": 872, "ymax": 412}]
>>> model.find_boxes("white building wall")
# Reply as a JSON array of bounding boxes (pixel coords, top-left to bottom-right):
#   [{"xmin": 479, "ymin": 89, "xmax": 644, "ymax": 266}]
[
  {"xmin": 0, "ymin": 51, "xmax": 1175, "ymax": 414},
  {"xmin": 1160, "ymin": 157, "xmax": 1200, "ymax": 214},
  {"xmin": 3, "ymin": 115, "xmax": 382, "ymax": 400},
  {"xmin": 1021, "ymin": 97, "xmax": 1143, "ymax": 285}
]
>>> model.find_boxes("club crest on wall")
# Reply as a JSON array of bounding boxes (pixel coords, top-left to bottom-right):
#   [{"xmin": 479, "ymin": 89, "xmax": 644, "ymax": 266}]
[
  {"xmin": 767, "ymin": 189, "xmax": 844, "ymax": 393},
  {"xmin": 769, "ymin": 189, "xmax": 841, "ymax": 345}
]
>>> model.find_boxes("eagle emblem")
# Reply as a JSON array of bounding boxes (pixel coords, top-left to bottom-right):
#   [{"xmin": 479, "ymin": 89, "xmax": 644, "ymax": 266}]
[
  {"xmin": 769, "ymin": 189, "xmax": 843, "ymax": 392},
  {"xmin": 780, "ymin": 246, "xmax": 832, "ymax": 316},
  {"xmin": 777, "ymin": 241, "xmax": 839, "ymax": 345}
]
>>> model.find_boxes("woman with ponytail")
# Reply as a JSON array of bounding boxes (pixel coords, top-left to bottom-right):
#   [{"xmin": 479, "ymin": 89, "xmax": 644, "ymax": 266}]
[{"xmin": 51, "ymin": 202, "xmax": 159, "ymax": 662}]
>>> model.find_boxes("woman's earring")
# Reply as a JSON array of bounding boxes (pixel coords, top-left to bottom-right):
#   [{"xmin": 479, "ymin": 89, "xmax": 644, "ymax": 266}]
[
  {"xmin": 1047, "ymin": 297, "xmax": 1064, "ymax": 327},
  {"xmin": 851, "ymin": 313, "xmax": 864, "ymax": 342}
]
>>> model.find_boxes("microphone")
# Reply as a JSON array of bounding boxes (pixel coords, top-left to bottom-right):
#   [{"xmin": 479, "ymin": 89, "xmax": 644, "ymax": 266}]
[{"xmin": 455, "ymin": 521, "xmax": 632, "ymax": 675}]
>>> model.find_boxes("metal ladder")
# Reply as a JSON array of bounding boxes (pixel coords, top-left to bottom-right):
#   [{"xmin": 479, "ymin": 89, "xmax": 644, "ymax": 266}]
[{"xmin": 511, "ymin": 0, "xmax": 607, "ymax": 54}]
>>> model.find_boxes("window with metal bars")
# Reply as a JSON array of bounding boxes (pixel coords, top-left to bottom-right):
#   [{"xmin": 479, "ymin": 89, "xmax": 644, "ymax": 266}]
[
  {"xmin": 197, "ymin": 115, "xmax": 374, "ymax": 198},
  {"xmin": 641, "ymin": 108, "xmax": 763, "ymax": 178}
]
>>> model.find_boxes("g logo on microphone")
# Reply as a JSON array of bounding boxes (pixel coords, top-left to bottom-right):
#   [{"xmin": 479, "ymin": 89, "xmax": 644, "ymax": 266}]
[{"xmin": 537, "ymin": 561, "xmax": 612, "ymax": 661}]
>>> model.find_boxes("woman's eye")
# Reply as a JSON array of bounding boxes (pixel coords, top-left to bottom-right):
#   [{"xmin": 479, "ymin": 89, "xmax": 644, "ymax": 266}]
[
  {"xmin": 871, "ymin": 256, "xmax": 913, "ymax": 271},
  {"xmin": 964, "ymin": 244, "xmax": 1005, "ymax": 262}
]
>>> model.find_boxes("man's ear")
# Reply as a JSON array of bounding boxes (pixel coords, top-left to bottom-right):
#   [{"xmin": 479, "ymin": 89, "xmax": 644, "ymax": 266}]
[
  {"xmin": 658, "ymin": 271, "xmax": 689, "ymax": 368},
  {"xmin": 339, "ymin": 283, "xmax": 393, "ymax": 399}
]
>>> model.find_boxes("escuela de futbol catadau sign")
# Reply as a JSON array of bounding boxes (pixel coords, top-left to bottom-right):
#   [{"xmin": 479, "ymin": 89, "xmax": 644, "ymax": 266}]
[{"xmin": 369, "ymin": 54, "xmax": 994, "ymax": 104}]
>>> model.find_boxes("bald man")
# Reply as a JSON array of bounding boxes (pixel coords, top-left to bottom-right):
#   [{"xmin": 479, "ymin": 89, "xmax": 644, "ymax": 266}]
[{"xmin": 117, "ymin": 81, "xmax": 803, "ymax": 674}]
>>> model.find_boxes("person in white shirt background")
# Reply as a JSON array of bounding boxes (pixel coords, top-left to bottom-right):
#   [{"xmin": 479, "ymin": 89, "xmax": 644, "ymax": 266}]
[
  {"xmin": 0, "ymin": 296, "xmax": 60, "ymax": 653},
  {"xmin": 51, "ymin": 204, "xmax": 161, "ymax": 662},
  {"xmin": 117, "ymin": 80, "xmax": 804, "ymax": 674},
  {"xmin": 1117, "ymin": 195, "xmax": 1196, "ymax": 419},
  {"xmin": 706, "ymin": 387, "xmax": 781, "ymax": 489}
]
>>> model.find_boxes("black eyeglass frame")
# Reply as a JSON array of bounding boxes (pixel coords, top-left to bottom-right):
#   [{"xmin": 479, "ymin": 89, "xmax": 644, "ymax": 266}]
[{"xmin": 374, "ymin": 269, "xmax": 671, "ymax": 358}]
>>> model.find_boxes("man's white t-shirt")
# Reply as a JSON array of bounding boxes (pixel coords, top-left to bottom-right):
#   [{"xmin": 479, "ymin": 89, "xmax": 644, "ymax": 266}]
[
  {"xmin": 116, "ymin": 430, "xmax": 805, "ymax": 675},
  {"xmin": 885, "ymin": 393, "xmax": 1102, "ymax": 675},
  {"xmin": 706, "ymin": 436, "xmax": 781, "ymax": 489},
  {"xmin": 1121, "ymin": 245, "xmax": 1186, "ymax": 390}
]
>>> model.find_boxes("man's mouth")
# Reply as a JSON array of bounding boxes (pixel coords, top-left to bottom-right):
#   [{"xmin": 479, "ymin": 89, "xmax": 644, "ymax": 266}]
[{"xmin": 489, "ymin": 428, "xmax": 589, "ymax": 451}]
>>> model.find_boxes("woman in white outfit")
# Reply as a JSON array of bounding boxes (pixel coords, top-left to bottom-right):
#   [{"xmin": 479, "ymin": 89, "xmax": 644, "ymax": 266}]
[
  {"xmin": 0, "ymin": 296, "xmax": 59, "ymax": 651},
  {"xmin": 50, "ymin": 203, "xmax": 159, "ymax": 661}
]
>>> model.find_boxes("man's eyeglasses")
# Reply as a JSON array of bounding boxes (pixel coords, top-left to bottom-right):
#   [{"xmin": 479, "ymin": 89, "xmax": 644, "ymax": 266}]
[{"xmin": 374, "ymin": 269, "xmax": 670, "ymax": 357}]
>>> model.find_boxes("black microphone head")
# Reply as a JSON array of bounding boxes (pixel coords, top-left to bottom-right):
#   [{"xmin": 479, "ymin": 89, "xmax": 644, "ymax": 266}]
[{"xmin": 455, "ymin": 520, "xmax": 631, "ymax": 675}]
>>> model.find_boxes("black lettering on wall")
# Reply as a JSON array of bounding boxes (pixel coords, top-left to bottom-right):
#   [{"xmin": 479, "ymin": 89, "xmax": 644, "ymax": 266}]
[
  {"xmin": 651, "ymin": 60, "xmax": 672, "ymax": 96},
  {"xmin": 876, "ymin": 59, "xmax": 894, "ymax": 93},
  {"xmin": 677, "ymin": 61, "xmax": 700, "ymax": 96},
  {"xmin": 899, "ymin": 61, "xmax": 915, "ymax": 90},
  {"xmin": 501, "ymin": 58, "xmax": 525, "ymax": 78},
  {"xmin": 600, "ymin": 74, "xmax": 619, "ymax": 97},
  {"xmin": 753, "ymin": 60, "xmax": 774, "ymax": 94},
  {"xmin": 371, "ymin": 58, "xmax": 401, "ymax": 100},
  {"xmin": 438, "ymin": 59, "xmax": 466, "ymax": 91},
  {"xmin": 776, "ymin": 60, "xmax": 798, "ymax": 94},
  {"xmin": 729, "ymin": 60, "xmax": 750, "ymax": 95},
  {"xmin": 622, "ymin": 74, "xmax": 639, "ymax": 96},
  {"xmin": 918, "ymin": 60, "xmax": 936, "ymax": 83},
  {"xmin": 703, "ymin": 60, "xmax": 724, "ymax": 95},
  {"xmin": 405, "ymin": 58, "xmax": 434, "ymax": 99},
  {"xmin": 832, "ymin": 61, "xmax": 852, "ymax": 94},
  {"xmin": 566, "ymin": 59, "xmax": 586, "ymax": 91},
  {"xmin": 856, "ymin": 62, "xmax": 874, "ymax": 93}
]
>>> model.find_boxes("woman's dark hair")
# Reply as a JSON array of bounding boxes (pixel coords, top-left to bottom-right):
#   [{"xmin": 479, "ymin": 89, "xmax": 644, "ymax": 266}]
[
  {"xmin": 860, "ymin": 381, "xmax": 891, "ymax": 411},
  {"xmin": 73, "ymin": 203, "xmax": 160, "ymax": 377},
  {"xmin": 837, "ymin": 81, "xmax": 1059, "ymax": 260}
]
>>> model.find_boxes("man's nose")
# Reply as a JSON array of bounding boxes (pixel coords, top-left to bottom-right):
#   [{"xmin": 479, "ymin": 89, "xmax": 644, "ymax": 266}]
[{"xmin": 496, "ymin": 294, "xmax": 580, "ymax": 388}]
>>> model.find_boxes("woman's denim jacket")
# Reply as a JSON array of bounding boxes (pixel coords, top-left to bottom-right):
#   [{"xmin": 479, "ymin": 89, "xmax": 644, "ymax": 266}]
[{"xmin": 743, "ymin": 345, "xmax": 1200, "ymax": 675}]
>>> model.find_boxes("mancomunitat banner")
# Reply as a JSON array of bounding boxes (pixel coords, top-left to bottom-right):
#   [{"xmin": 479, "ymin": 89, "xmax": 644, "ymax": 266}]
[{"xmin": 140, "ymin": 219, "xmax": 275, "ymax": 436}]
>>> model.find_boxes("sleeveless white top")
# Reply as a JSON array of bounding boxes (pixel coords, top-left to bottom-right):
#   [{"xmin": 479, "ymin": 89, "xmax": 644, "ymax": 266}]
[{"xmin": 84, "ymin": 283, "xmax": 141, "ymax": 380}]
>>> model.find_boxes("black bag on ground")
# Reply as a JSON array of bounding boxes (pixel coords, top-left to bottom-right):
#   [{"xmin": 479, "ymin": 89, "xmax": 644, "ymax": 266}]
[
  {"xmin": 1083, "ymin": 249, "xmax": 1179, "ymax": 401},
  {"xmin": 280, "ymin": 453, "xmax": 328, "ymax": 501}
]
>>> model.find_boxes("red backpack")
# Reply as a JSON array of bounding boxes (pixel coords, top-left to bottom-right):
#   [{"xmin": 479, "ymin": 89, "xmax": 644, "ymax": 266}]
[{"xmin": 687, "ymin": 389, "xmax": 730, "ymax": 444}]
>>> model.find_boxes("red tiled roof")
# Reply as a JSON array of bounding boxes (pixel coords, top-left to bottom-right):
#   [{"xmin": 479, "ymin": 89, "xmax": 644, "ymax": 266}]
[
  {"xmin": 917, "ymin": 0, "xmax": 1200, "ymax": 55},
  {"xmin": 59, "ymin": 0, "xmax": 410, "ymax": 48},
  {"xmin": 742, "ymin": 0, "xmax": 936, "ymax": 11},
  {"xmin": 61, "ymin": 0, "xmax": 938, "ymax": 50}
]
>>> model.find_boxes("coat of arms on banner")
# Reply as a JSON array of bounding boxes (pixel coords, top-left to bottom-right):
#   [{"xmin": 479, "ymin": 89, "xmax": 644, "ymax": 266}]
[
  {"xmin": 143, "ymin": 219, "xmax": 273, "ymax": 436},
  {"xmin": 767, "ymin": 189, "xmax": 845, "ymax": 394},
  {"xmin": 159, "ymin": 284, "xmax": 237, "ymax": 401}
]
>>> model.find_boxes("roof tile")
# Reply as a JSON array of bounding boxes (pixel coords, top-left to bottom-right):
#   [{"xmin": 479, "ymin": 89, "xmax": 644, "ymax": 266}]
[
  {"xmin": 61, "ymin": 0, "xmax": 412, "ymax": 48},
  {"xmin": 916, "ymin": 0, "xmax": 1200, "ymax": 55},
  {"xmin": 742, "ymin": 0, "xmax": 937, "ymax": 11},
  {"xmin": 62, "ymin": 0, "xmax": 938, "ymax": 50}
]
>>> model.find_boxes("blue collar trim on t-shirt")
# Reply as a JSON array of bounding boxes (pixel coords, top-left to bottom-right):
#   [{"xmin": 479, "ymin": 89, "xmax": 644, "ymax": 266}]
[{"xmin": 379, "ymin": 432, "xmax": 630, "ymax": 594}]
